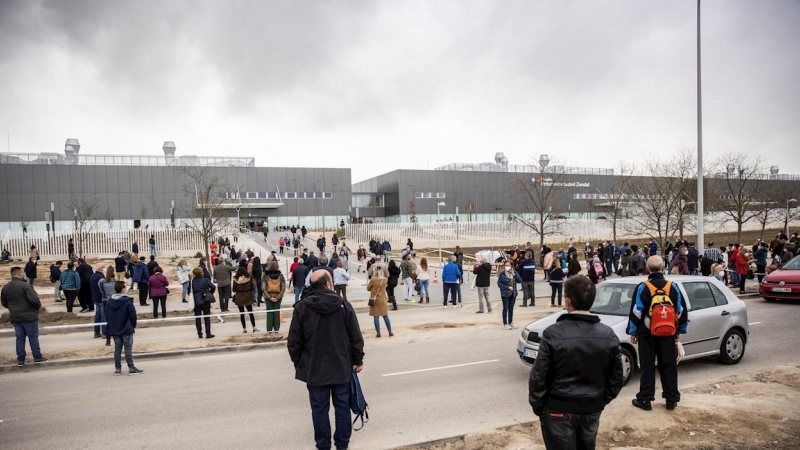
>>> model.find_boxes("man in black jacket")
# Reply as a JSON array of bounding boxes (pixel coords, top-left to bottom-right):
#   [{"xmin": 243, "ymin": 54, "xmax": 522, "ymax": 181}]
[
  {"xmin": 472, "ymin": 258, "xmax": 493, "ymax": 313},
  {"xmin": 50, "ymin": 261, "xmax": 65, "ymax": 302},
  {"xmin": 627, "ymin": 256, "xmax": 688, "ymax": 411},
  {"xmin": 1, "ymin": 267, "xmax": 47, "ymax": 367},
  {"xmin": 288, "ymin": 271, "xmax": 364, "ymax": 450},
  {"xmin": 76, "ymin": 258, "xmax": 94, "ymax": 313},
  {"xmin": 529, "ymin": 275, "xmax": 623, "ymax": 449}
]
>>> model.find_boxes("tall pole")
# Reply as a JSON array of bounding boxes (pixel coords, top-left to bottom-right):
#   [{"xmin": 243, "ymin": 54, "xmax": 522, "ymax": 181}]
[
  {"xmin": 321, "ymin": 180, "xmax": 326, "ymax": 232},
  {"xmin": 437, "ymin": 202, "xmax": 442, "ymax": 262},
  {"xmin": 696, "ymin": 0, "xmax": 705, "ymax": 252}
]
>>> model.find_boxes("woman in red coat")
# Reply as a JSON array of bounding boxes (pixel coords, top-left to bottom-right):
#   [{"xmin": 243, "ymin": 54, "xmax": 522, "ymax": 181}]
[{"xmin": 734, "ymin": 251, "xmax": 752, "ymax": 295}]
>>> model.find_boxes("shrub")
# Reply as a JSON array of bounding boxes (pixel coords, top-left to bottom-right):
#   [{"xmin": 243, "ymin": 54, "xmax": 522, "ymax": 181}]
[{"xmin": 194, "ymin": 251, "xmax": 204, "ymax": 258}]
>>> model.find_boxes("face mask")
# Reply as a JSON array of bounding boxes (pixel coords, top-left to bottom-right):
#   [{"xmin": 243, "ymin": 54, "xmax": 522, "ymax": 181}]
[{"xmin": 505, "ymin": 266, "xmax": 511, "ymax": 272}]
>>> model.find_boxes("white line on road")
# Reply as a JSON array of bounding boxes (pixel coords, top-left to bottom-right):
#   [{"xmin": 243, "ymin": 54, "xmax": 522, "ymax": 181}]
[
  {"xmin": 382, "ymin": 359, "xmax": 499, "ymax": 377},
  {"xmin": 749, "ymin": 322, "xmax": 762, "ymax": 325}
]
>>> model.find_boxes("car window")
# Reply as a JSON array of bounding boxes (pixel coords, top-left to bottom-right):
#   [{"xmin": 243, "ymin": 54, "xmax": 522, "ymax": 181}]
[
  {"xmin": 589, "ymin": 283, "xmax": 635, "ymax": 316},
  {"xmin": 682, "ymin": 282, "xmax": 716, "ymax": 311},
  {"xmin": 707, "ymin": 283, "xmax": 729, "ymax": 306}
]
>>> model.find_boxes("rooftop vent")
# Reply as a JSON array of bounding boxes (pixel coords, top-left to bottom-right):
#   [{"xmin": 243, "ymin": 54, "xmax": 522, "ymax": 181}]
[
  {"xmin": 162, "ymin": 141, "xmax": 177, "ymax": 156},
  {"xmin": 65, "ymin": 138, "xmax": 81, "ymax": 154}
]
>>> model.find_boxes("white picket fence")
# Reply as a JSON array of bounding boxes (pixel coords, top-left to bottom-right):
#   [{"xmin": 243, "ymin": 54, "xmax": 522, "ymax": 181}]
[{"xmin": 2, "ymin": 228, "xmax": 209, "ymax": 259}]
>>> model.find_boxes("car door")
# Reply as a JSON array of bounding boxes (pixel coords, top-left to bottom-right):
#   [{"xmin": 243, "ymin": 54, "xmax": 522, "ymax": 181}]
[{"xmin": 680, "ymin": 281, "xmax": 728, "ymax": 355}]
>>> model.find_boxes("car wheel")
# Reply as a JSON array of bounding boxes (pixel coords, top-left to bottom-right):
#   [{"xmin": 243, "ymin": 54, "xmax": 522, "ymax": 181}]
[
  {"xmin": 717, "ymin": 329, "xmax": 746, "ymax": 365},
  {"xmin": 620, "ymin": 347, "xmax": 634, "ymax": 386}
]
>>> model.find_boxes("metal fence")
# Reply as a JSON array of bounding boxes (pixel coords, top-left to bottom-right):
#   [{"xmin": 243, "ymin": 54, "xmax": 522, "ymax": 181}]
[{"xmin": 2, "ymin": 228, "xmax": 208, "ymax": 259}]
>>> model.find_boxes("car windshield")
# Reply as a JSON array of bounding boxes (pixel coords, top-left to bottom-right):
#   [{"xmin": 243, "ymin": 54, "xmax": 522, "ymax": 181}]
[
  {"xmin": 589, "ymin": 283, "xmax": 635, "ymax": 316},
  {"xmin": 781, "ymin": 256, "xmax": 800, "ymax": 270}
]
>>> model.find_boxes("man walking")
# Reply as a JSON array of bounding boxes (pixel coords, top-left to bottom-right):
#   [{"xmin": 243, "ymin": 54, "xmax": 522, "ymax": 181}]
[
  {"xmin": 529, "ymin": 275, "xmax": 623, "ymax": 449},
  {"xmin": 627, "ymin": 256, "xmax": 688, "ymax": 411},
  {"xmin": 76, "ymin": 258, "xmax": 94, "ymax": 312},
  {"xmin": 106, "ymin": 281, "xmax": 143, "ymax": 376},
  {"xmin": 50, "ymin": 261, "xmax": 65, "ymax": 302},
  {"xmin": 114, "ymin": 251, "xmax": 127, "ymax": 281},
  {"xmin": 24, "ymin": 257, "xmax": 37, "ymax": 286},
  {"xmin": 400, "ymin": 254, "xmax": 414, "ymax": 303},
  {"xmin": 288, "ymin": 271, "xmax": 364, "ymax": 450},
  {"xmin": 441, "ymin": 256, "xmax": 460, "ymax": 308},
  {"xmin": 1, "ymin": 267, "xmax": 47, "ymax": 367},
  {"xmin": 518, "ymin": 251, "xmax": 536, "ymax": 307},
  {"xmin": 89, "ymin": 265, "xmax": 107, "ymax": 338},
  {"xmin": 131, "ymin": 256, "xmax": 150, "ymax": 307}
]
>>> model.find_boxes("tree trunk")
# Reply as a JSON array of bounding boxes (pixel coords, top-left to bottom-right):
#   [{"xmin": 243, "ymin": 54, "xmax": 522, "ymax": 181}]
[{"xmin": 736, "ymin": 222, "xmax": 743, "ymax": 244}]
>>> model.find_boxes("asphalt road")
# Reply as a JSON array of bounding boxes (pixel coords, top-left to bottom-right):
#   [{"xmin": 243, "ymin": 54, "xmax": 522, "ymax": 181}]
[{"xmin": 1, "ymin": 295, "xmax": 798, "ymax": 450}]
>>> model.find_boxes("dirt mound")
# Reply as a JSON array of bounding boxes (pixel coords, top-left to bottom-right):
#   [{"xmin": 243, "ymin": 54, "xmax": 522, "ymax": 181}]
[
  {"xmin": 411, "ymin": 322, "xmax": 477, "ymax": 331},
  {"xmin": 225, "ymin": 334, "xmax": 284, "ymax": 344},
  {"xmin": 402, "ymin": 365, "xmax": 800, "ymax": 450}
]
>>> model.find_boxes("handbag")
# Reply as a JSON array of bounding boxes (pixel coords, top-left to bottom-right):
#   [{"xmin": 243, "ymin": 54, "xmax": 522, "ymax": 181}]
[
  {"xmin": 204, "ymin": 287, "xmax": 217, "ymax": 303},
  {"xmin": 368, "ymin": 298, "xmax": 375, "ymax": 307}
]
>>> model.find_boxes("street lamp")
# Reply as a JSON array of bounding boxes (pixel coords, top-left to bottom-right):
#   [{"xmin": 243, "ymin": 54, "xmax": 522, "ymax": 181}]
[
  {"xmin": 787, "ymin": 198, "xmax": 798, "ymax": 236},
  {"xmin": 437, "ymin": 201, "xmax": 446, "ymax": 262},
  {"xmin": 316, "ymin": 180, "xmax": 325, "ymax": 232},
  {"xmin": 291, "ymin": 179, "xmax": 300, "ymax": 226},
  {"xmin": 473, "ymin": 184, "xmax": 479, "ymax": 222}
]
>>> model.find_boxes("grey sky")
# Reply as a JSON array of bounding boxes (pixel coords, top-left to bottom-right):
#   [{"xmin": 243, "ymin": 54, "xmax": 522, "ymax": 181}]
[{"xmin": 1, "ymin": 0, "xmax": 798, "ymax": 183}]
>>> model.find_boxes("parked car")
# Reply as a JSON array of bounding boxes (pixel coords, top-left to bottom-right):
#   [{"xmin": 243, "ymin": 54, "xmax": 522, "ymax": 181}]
[
  {"xmin": 517, "ymin": 276, "xmax": 749, "ymax": 386},
  {"xmin": 759, "ymin": 255, "xmax": 800, "ymax": 302}
]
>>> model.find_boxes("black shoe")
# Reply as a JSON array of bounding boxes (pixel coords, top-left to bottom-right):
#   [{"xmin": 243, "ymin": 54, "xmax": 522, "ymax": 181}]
[
  {"xmin": 141, "ymin": 303, "xmax": 150, "ymax": 306},
  {"xmin": 520, "ymin": 304, "xmax": 528, "ymax": 307},
  {"xmin": 198, "ymin": 332, "xmax": 203, "ymax": 339},
  {"xmin": 79, "ymin": 308, "xmax": 88, "ymax": 313},
  {"xmin": 206, "ymin": 334, "xmax": 215, "ymax": 339},
  {"xmin": 666, "ymin": 401, "xmax": 677, "ymax": 411},
  {"xmin": 34, "ymin": 357, "xmax": 48, "ymax": 364},
  {"xmin": 632, "ymin": 398, "xmax": 652, "ymax": 411},
  {"xmin": 181, "ymin": 300, "xmax": 188, "ymax": 303}
]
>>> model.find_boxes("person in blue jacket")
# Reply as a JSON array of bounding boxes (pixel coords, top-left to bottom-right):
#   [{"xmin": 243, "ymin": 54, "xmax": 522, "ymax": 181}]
[
  {"xmin": 498, "ymin": 261, "xmax": 522, "ymax": 330},
  {"xmin": 131, "ymin": 256, "xmax": 150, "ymax": 307},
  {"xmin": 441, "ymin": 256, "xmax": 461, "ymax": 308},
  {"xmin": 106, "ymin": 281, "xmax": 143, "ymax": 376}
]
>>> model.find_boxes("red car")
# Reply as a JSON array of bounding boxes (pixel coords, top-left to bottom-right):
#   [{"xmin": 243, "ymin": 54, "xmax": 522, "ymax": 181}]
[{"xmin": 759, "ymin": 256, "xmax": 800, "ymax": 301}]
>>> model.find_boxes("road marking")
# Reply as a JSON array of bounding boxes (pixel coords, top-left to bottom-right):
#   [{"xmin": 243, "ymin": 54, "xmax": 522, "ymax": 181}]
[
  {"xmin": 382, "ymin": 359, "xmax": 499, "ymax": 377},
  {"xmin": 748, "ymin": 322, "xmax": 762, "ymax": 325}
]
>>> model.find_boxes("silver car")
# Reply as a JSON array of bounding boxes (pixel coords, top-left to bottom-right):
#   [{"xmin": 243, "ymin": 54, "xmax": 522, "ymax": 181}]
[{"xmin": 517, "ymin": 276, "xmax": 749, "ymax": 385}]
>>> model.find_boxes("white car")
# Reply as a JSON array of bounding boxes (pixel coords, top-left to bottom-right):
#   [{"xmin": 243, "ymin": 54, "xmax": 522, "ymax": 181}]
[{"xmin": 517, "ymin": 276, "xmax": 749, "ymax": 385}]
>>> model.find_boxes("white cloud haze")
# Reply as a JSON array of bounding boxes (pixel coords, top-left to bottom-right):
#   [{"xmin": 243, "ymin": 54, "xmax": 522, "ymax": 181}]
[{"xmin": 1, "ymin": 0, "xmax": 798, "ymax": 182}]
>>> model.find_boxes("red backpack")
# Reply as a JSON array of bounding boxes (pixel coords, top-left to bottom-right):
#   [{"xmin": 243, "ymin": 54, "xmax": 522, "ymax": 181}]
[{"xmin": 644, "ymin": 280, "xmax": 678, "ymax": 337}]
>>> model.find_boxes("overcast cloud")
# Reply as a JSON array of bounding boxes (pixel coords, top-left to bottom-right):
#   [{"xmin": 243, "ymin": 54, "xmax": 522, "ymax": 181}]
[{"xmin": 1, "ymin": 0, "xmax": 798, "ymax": 182}]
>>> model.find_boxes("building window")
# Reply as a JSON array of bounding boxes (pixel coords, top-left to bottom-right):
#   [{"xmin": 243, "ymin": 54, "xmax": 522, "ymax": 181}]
[
  {"xmin": 283, "ymin": 192, "xmax": 297, "ymax": 199},
  {"xmin": 246, "ymin": 192, "xmax": 259, "ymax": 199},
  {"xmin": 322, "ymin": 192, "xmax": 332, "ymax": 199},
  {"xmin": 436, "ymin": 192, "xmax": 446, "ymax": 199}
]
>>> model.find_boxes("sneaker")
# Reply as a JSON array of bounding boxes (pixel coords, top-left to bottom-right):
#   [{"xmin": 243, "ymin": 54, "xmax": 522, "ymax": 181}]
[
  {"xmin": 520, "ymin": 304, "xmax": 528, "ymax": 308},
  {"xmin": 17, "ymin": 361, "xmax": 24, "ymax": 367},
  {"xmin": 34, "ymin": 357, "xmax": 48, "ymax": 364},
  {"xmin": 217, "ymin": 316, "xmax": 225, "ymax": 324},
  {"xmin": 114, "ymin": 369, "xmax": 122, "ymax": 376},
  {"xmin": 206, "ymin": 334, "xmax": 215, "ymax": 339},
  {"xmin": 129, "ymin": 368, "xmax": 144, "ymax": 376},
  {"xmin": 443, "ymin": 306, "xmax": 448, "ymax": 309},
  {"xmin": 475, "ymin": 310, "xmax": 484, "ymax": 314},
  {"xmin": 632, "ymin": 398, "xmax": 652, "ymax": 411},
  {"xmin": 666, "ymin": 401, "xmax": 677, "ymax": 411},
  {"xmin": 488, "ymin": 310, "xmax": 493, "ymax": 314},
  {"xmin": 510, "ymin": 323, "xmax": 518, "ymax": 330},
  {"xmin": 451, "ymin": 304, "xmax": 458, "ymax": 308},
  {"xmin": 409, "ymin": 299, "xmax": 416, "ymax": 303},
  {"xmin": 252, "ymin": 328, "xmax": 260, "ymax": 333},
  {"xmin": 79, "ymin": 308, "xmax": 88, "ymax": 313},
  {"xmin": 503, "ymin": 324, "xmax": 511, "ymax": 330}
]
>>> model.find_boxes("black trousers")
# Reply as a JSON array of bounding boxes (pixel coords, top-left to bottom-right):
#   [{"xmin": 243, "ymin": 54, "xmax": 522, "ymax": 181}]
[
  {"xmin": 64, "ymin": 289, "xmax": 79, "ymax": 313},
  {"xmin": 137, "ymin": 283, "xmax": 149, "ymax": 306},
  {"xmin": 238, "ymin": 304, "xmax": 256, "ymax": 329},
  {"xmin": 540, "ymin": 409, "xmax": 602, "ymax": 450},
  {"xmin": 78, "ymin": 282, "xmax": 92, "ymax": 310},
  {"xmin": 194, "ymin": 302, "xmax": 212, "ymax": 336},
  {"xmin": 152, "ymin": 296, "xmax": 167, "ymax": 318},
  {"xmin": 637, "ymin": 334, "xmax": 680, "ymax": 403}
]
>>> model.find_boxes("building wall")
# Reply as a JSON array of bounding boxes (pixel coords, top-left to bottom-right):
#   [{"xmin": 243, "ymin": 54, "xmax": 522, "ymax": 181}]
[{"xmin": 0, "ymin": 164, "xmax": 352, "ymax": 231}]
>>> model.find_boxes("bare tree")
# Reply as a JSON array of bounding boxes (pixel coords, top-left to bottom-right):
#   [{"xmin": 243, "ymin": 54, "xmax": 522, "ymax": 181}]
[
  {"xmin": 595, "ymin": 162, "xmax": 634, "ymax": 241},
  {"xmin": 178, "ymin": 166, "xmax": 232, "ymax": 259},
  {"xmin": 509, "ymin": 156, "xmax": 568, "ymax": 248},
  {"xmin": 708, "ymin": 153, "xmax": 767, "ymax": 243},
  {"xmin": 103, "ymin": 210, "xmax": 115, "ymax": 229},
  {"xmin": 624, "ymin": 150, "xmax": 696, "ymax": 251},
  {"xmin": 65, "ymin": 196, "xmax": 110, "ymax": 257}
]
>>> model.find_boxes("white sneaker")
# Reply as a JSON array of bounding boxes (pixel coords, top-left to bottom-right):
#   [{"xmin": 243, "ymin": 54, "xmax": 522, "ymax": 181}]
[
  {"xmin": 503, "ymin": 324, "xmax": 511, "ymax": 330},
  {"xmin": 510, "ymin": 323, "xmax": 518, "ymax": 330},
  {"xmin": 451, "ymin": 304, "xmax": 458, "ymax": 309},
  {"xmin": 443, "ymin": 306, "xmax": 448, "ymax": 309}
]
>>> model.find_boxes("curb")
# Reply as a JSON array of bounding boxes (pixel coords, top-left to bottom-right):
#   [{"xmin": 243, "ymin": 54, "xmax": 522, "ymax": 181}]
[
  {"xmin": 393, "ymin": 420, "xmax": 539, "ymax": 449},
  {"xmin": 0, "ymin": 340, "xmax": 288, "ymax": 374}
]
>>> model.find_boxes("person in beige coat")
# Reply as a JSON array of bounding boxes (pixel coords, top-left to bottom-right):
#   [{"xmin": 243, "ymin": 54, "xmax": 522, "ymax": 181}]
[
  {"xmin": 367, "ymin": 264, "xmax": 393, "ymax": 337},
  {"xmin": 232, "ymin": 266, "xmax": 259, "ymax": 334}
]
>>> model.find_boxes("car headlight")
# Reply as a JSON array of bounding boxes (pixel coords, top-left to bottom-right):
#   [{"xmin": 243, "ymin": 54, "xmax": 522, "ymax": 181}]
[{"xmin": 521, "ymin": 329, "xmax": 530, "ymax": 340}]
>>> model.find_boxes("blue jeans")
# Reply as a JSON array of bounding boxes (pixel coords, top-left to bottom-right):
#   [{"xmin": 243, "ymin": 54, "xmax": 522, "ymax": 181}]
[
  {"xmin": 419, "ymin": 279, "xmax": 430, "ymax": 297},
  {"xmin": 501, "ymin": 294, "xmax": 517, "ymax": 325},
  {"xmin": 113, "ymin": 334, "xmax": 135, "ymax": 370},
  {"xmin": 374, "ymin": 315, "xmax": 392, "ymax": 334},
  {"xmin": 307, "ymin": 383, "xmax": 351, "ymax": 450},
  {"xmin": 13, "ymin": 321, "xmax": 43, "ymax": 363},
  {"xmin": 181, "ymin": 282, "xmax": 190, "ymax": 301},
  {"xmin": 28, "ymin": 278, "xmax": 35, "ymax": 286},
  {"xmin": 93, "ymin": 302, "xmax": 107, "ymax": 335},
  {"xmin": 442, "ymin": 282, "xmax": 458, "ymax": 305},
  {"xmin": 149, "ymin": 244, "xmax": 156, "ymax": 255},
  {"xmin": 294, "ymin": 286, "xmax": 304, "ymax": 303}
]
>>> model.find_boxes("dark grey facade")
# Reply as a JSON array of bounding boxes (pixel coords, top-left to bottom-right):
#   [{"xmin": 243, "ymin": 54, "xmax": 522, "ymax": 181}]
[
  {"xmin": 0, "ymin": 164, "xmax": 351, "ymax": 232},
  {"xmin": 352, "ymin": 169, "xmax": 800, "ymax": 223}
]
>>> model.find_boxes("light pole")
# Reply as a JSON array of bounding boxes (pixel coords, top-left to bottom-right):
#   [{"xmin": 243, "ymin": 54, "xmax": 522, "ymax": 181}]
[
  {"xmin": 291, "ymin": 179, "xmax": 300, "ymax": 226},
  {"xmin": 316, "ymin": 180, "xmax": 325, "ymax": 232},
  {"xmin": 473, "ymin": 184, "xmax": 479, "ymax": 222},
  {"xmin": 787, "ymin": 198, "xmax": 798, "ymax": 236},
  {"xmin": 696, "ymin": 0, "xmax": 705, "ymax": 252},
  {"xmin": 437, "ymin": 201, "xmax": 446, "ymax": 261}
]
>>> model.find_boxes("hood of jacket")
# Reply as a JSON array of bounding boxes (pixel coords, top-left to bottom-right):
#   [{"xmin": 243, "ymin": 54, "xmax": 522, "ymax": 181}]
[
  {"xmin": 234, "ymin": 275, "xmax": 251, "ymax": 285},
  {"xmin": 306, "ymin": 290, "xmax": 345, "ymax": 315},
  {"xmin": 265, "ymin": 270, "xmax": 282, "ymax": 280},
  {"xmin": 108, "ymin": 293, "xmax": 133, "ymax": 310}
]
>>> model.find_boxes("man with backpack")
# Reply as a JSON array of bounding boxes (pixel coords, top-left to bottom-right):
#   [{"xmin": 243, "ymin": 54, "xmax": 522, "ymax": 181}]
[{"xmin": 626, "ymin": 256, "xmax": 688, "ymax": 411}]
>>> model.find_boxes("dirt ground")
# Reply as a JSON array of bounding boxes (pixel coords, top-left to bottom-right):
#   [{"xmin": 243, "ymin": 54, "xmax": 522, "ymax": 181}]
[{"xmin": 398, "ymin": 365, "xmax": 800, "ymax": 450}]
